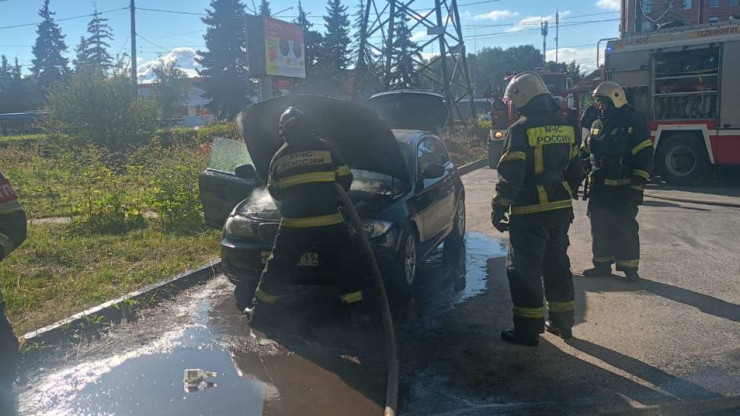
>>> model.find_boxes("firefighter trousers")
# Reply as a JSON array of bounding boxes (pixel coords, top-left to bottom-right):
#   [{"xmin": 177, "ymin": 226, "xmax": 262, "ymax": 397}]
[
  {"xmin": 507, "ymin": 218, "xmax": 574, "ymax": 336},
  {"xmin": 0, "ymin": 302, "xmax": 18, "ymax": 415},
  {"xmin": 255, "ymin": 223, "xmax": 363, "ymax": 305},
  {"xmin": 588, "ymin": 196, "xmax": 640, "ymax": 272}
]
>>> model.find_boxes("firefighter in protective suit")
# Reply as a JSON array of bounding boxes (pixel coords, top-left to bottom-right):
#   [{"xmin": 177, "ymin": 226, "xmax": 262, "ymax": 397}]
[
  {"xmin": 492, "ymin": 72, "xmax": 584, "ymax": 346},
  {"xmin": 582, "ymin": 81, "xmax": 653, "ymax": 281},
  {"xmin": 246, "ymin": 107, "xmax": 364, "ymax": 324},
  {"xmin": 1, "ymin": 170, "xmax": 27, "ymax": 415}
]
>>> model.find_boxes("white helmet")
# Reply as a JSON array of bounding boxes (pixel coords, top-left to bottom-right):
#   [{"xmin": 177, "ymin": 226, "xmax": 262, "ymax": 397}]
[
  {"xmin": 504, "ymin": 71, "xmax": 549, "ymax": 108},
  {"xmin": 592, "ymin": 81, "xmax": 627, "ymax": 109}
]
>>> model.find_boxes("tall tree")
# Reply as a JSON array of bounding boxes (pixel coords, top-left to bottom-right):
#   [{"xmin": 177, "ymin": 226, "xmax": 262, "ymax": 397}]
[
  {"xmin": 259, "ymin": 0, "xmax": 271, "ymax": 16},
  {"xmin": 294, "ymin": 0, "xmax": 322, "ymax": 75},
  {"xmin": 197, "ymin": 0, "xmax": 253, "ymax": 119},
  {"xmin": 31, "ymin": 0, "xmax": 69, "ymax": 92},
  {"xmin": 74, "ymin": 36, "xmax": 90, "ymax": 70},
  {"xmin": 152, "ymin": 62, "xmax": 188, "ymax": 126},
  {"xmin": 319, "ymin": 0, "xmax": 352, "ymax": 73},
  {"xmin": 82, "ymin": 10, "xmax": 114, "ymax": 72},
  {"xmin": 389, "ymin": 13, "xmax": 420, "ymax": 88}
]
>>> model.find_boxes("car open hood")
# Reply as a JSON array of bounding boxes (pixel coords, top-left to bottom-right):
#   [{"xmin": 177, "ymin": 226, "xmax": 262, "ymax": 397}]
[
  {"xmin": 240, "ymin": 95, "xmax": 410, "ymax": 184},
  {"xmin": 365, "ymin": 90, "xmax": 448, "ymax": 132}
]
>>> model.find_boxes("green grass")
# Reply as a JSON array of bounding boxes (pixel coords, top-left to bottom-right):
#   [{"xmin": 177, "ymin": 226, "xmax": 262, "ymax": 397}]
[{"xmin": 0, "ymin": 223, "xmax": 220, "ymax": 335}]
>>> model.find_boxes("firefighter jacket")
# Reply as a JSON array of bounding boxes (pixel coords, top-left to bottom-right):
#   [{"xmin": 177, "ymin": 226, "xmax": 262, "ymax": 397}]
[
  {"xmin": 0, "ymin": 170, "xmax": 27, "ymax": 305},
  {"xmin": 267, "ymin": 136, "xmax": 352, "ymax": 228},
  {"xmin": 583, "ymin": 105, "xmax": 653, "ymax": 196},
  {"xmin": 493, "ymin": 105, "xmax": 584, "ymax": 217}
]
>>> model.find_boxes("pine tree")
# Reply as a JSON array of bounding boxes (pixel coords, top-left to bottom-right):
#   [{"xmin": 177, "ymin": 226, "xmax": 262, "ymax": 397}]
[
  {"xmin": 294, "ymin": 0, "xmax": 322, "ymax": 75},
  {"xmin": 197, "ymin": 0, "xmax": 254, "ymax": 119},
  {"xmin": 389, "ymin": 13, "xmax": 421, "ymax": 88},
  {"xmin": 84, "ymin": 11, "xmax": 114, "ymax": 72},
  {"xmin": 259, "ymin": 0, "xmax": 271, "ymax": 16},
  {"xmin": 0, "ymin": 56, "xmax": 27, "ymax": 113},
  {"xmin": 74, "ymin": 36, "xmax": 90, "ymax": 70},
  {"xmin": 31, "ymin": 0, "xmax": 69, "ymax": 92},
  {"xmin": 319, "ymin": 0, "xmax": 352, "ymax": 73}
]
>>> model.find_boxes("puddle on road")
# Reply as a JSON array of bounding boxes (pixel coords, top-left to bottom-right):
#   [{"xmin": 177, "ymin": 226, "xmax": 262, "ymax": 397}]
[{"xmin": 19, "ymin": 298, "xmax": 273, "ymax": 416}]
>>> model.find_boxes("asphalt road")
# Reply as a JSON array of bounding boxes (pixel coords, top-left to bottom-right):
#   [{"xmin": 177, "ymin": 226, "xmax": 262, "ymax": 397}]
[{"xmin": 15, "ymin": 167, "xmax": 740, "ymax": 416}]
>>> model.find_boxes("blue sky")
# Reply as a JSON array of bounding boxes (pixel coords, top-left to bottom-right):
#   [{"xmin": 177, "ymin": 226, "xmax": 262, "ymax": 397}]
[{"xmin": 0, "ymin": 0, "xmax": 621, "ymax": 75}]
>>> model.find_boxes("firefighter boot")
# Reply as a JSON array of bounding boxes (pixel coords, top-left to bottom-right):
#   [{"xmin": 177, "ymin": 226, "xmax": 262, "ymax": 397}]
[
  {"xmin": 501, "ymin": 329, "xmax": 539, "ymax": 347},
  {"xmin": 545, "ymin": 321, "xmax": 573, "ymax": 340},
  {"xmin": 624, "ymin": 270, "xmax": 640, "ymax": 282},
  {"xmin": 583, "ymin": 264, "xmax": 612, "ymax": 278}
]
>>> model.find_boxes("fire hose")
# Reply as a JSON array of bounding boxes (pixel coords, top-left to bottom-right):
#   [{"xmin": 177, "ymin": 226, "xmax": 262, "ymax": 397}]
[{"xmin": 334, "ymin": 183, "xmax": 400, "ymax": 416}]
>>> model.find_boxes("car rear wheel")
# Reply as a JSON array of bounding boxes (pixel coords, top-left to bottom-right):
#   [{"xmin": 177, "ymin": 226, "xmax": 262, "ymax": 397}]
[{"xmin": 391, "ymin": 231, "xmax": 418, "ymax": 295}]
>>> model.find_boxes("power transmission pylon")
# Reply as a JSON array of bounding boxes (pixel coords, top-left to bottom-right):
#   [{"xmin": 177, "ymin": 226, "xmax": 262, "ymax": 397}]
[{"xmin": 356, "ymin": 0, "xmax": 475, "ymax": 122}]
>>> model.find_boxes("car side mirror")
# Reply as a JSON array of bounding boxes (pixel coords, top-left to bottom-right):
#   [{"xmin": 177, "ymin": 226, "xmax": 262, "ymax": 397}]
[
  {"xmin": 234, "ymin": 164, "xmax": 257, "ymax": 180},
  {"xmin": 422, "ymin": 163, "xmax": 446, "ymax": 180}
]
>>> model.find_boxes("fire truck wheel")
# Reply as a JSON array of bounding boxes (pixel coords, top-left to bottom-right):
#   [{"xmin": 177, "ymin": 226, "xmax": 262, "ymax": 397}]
[{"xmin": 656, "ymin": 134, "xmax": 711, "ymax": 186}]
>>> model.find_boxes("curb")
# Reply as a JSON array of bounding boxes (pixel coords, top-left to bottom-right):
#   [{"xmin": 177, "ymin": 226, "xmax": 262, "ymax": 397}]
[
  {"xmin": 644, "ymin": 192, "xmax": 740, "ymax": 209},
  {"xmin": 458, "ymin": 158, "xmax": 488, "ymax": 176},
  {"xmin": 20, "ymin": 260, "xmax": 222, "ymax": 349}
]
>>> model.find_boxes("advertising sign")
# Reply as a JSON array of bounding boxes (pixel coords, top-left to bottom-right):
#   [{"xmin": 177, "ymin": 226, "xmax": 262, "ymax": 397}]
[
  {"xmin": 246, "ymin": 15, "xmax": 305, "ymax": 79},
  {"xmin": 263, "ymin": 17, "xmax": 305, "ymax": 78}
]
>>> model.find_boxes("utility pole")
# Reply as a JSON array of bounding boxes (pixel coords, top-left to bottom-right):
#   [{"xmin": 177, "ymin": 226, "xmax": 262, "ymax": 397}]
[
  {"xmin": 555, "ymin": 11, "xmax": 559, "ymax": 63},
  {"xmin": 130, "ymin": 0, "xmax": 137, "ymax": 92},
  {"xmin": 541, "ymin": 20, "xmax": 548, "ymax": 67}
]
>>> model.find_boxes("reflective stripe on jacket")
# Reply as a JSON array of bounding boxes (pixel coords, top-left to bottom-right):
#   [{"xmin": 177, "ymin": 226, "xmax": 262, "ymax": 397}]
[
  {"xmin": 493, "ymin": 110, "xmax": 584, "ymax": 216},
  {"xmin": 267, "ymin": 137, "xmax": 352, "ymax": 227}
]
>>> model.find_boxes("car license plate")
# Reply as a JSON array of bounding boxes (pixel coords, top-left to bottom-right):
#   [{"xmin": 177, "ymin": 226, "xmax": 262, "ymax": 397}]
[
  {"xmin": 298, "ymin": 253, "xmax": 318, "ymax": 266},
  {"xmin": 260, "ymin": 251, "xmax": 318, "ymax": 266}
]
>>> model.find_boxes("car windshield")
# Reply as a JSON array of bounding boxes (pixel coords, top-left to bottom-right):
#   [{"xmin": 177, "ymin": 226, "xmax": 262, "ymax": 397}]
[
  {"xmin": 208, "ymin": 137, "xmax": 254, "ymax": 173},
  {"xmin": 350, "ymin": 169, "xmax": 408, "ymax": 197}
]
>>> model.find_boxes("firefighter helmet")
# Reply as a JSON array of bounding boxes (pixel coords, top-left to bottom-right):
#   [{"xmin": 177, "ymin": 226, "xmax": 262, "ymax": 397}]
[
  {"xmin": 504, "ymin": 71, "xmax": 550, "ymax": 108},
  {"xmin": 592, "ymin": 81, "xmax": 628, "ymax": 109},
  {"xmin": 278, "ymin": 106, "xmax": 308, "ymax": 139}
]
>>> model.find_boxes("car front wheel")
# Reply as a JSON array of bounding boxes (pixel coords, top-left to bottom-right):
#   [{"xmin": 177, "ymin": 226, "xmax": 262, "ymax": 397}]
[{"xmin": 391, "ymin": 230, "xmax": 418, "ymax": 295}]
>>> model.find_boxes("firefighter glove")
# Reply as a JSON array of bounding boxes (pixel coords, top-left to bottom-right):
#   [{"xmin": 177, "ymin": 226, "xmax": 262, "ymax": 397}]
[{"xmin": 491, "ymin": 205, "xmax": 509, "ymax": 233}]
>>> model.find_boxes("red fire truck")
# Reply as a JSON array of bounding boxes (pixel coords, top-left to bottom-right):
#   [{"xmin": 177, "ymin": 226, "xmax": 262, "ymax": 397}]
[
  {"xmin": 604, "ymin": 22, "xmax": 740, "ymax": 184},
  {"xmin": 488, "ymin": 72, "xmax": 574, "ymax": 168}
]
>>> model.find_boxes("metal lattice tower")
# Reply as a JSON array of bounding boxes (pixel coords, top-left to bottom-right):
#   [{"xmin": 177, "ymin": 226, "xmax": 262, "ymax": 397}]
[{"xmin": 356, "ymin": 0, "xmax": 475, "ymax": 121}]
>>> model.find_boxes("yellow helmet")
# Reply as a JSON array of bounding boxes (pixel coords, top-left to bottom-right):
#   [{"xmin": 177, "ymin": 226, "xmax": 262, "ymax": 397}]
[
  {"xmin": 504, "ymin": 71, "xmax": 549, "ymax": 108},
  {"xmin": 592, "ymin": 81, "xmax": 627, "ymax": 109}
]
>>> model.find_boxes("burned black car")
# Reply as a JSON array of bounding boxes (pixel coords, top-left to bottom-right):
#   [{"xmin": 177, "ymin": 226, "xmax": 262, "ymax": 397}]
[{"xmin": 199, "ymin": 95, "xmax": 465, "ymax": 298}]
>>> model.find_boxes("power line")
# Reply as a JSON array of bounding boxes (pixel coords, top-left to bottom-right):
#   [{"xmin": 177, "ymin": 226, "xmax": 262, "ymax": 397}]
[
  {"xmin": 136, "ymin": 34, "xmax": 169, "ymax": 52},
  {"xmin": 0, "ymin": 7, "xmax": 128, "ymax": 30},
  {"xmin": 136, "ymin": 7, "xmax": 204, "ymax": 17}
]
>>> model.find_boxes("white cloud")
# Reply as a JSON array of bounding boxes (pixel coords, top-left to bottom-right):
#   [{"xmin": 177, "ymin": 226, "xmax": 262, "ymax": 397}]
[
  {"xmin": 595, "ymin": 0, "xmax": 621, "ymax": 11},
  {"xmin": 471, "ymin": 10, "xmax": 519, "ymax": 22},
  {"xmin": 557, "ymin": 47, "xmax": 600, "ymax": 72},
  {"xmin": 136, "ymin": 47, "xmax": 202, "ymax": 83},
  {"xmin": 410, "ymin": 30, "xmax": 428, "ymax": 42},
  {"xmin": 506, "ymin": 11, "xmax": 570, "ymax": 33}
]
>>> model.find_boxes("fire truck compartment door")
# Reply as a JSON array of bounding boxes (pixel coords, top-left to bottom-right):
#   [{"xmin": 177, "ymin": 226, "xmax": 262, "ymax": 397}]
[
  {"xmin": 607, "ymin": 50, "xmax": 650, "ymax": 87},
  {"xmin": 720, "ymin": 41, "xmax": 740, "ymax": 128}
]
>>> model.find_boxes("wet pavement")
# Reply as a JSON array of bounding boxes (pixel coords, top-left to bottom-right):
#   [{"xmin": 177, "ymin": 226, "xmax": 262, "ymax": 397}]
[
  {"xmin": 15, "ymin": 168, "xmax": 740, "ymax": 415},
  {"xmin": 16, "ymin": 233, "xmax": 508, "ymax": 416}
]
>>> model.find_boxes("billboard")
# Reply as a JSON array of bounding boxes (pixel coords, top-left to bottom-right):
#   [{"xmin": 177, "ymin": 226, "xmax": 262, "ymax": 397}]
[{"xmin": 246, "ymin": 15, "xmax": 306, "ymax": 79}]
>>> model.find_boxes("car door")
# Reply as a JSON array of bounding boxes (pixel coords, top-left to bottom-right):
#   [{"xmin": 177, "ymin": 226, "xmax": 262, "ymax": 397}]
[
  {"xmin": 415, "ymin": 136, "xmax": 455, "ymax": 247},
  {"xmin": 199, "ymin": 138, "xmax": 261, "ymax": 229}
]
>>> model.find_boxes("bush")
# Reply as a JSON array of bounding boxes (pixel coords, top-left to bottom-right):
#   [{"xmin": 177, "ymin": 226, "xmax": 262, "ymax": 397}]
[
  {"xmin": 41, "ymin": 71, "xmax": 158, "ymax": 153},
  {"xmin": 148, "ymin": 145, "xmax": 209, "ymax": 233},
  {"xmin": 0, "ymin": 134, "xmax": 47, "ymax": 149},
  {"xmin": 151, "ymin": 122, "xmax": 240, "ymax": 147},
  {"xmin": 70, "ymin": 150, "xmax": 148, "ymax": 234}
]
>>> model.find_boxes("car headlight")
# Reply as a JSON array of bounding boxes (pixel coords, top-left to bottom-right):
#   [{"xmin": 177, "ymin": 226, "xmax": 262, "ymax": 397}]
[
  {"xmin": 224, "ymin": 215, "xmax": 254, "ymax": 237},
  {"xmin": 494, "ymin": 130, "xmax": 504, "ymax": 140},
  {"xmin": 362, "ymin": 220, "xmax": 393, "ymax": 239}
]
